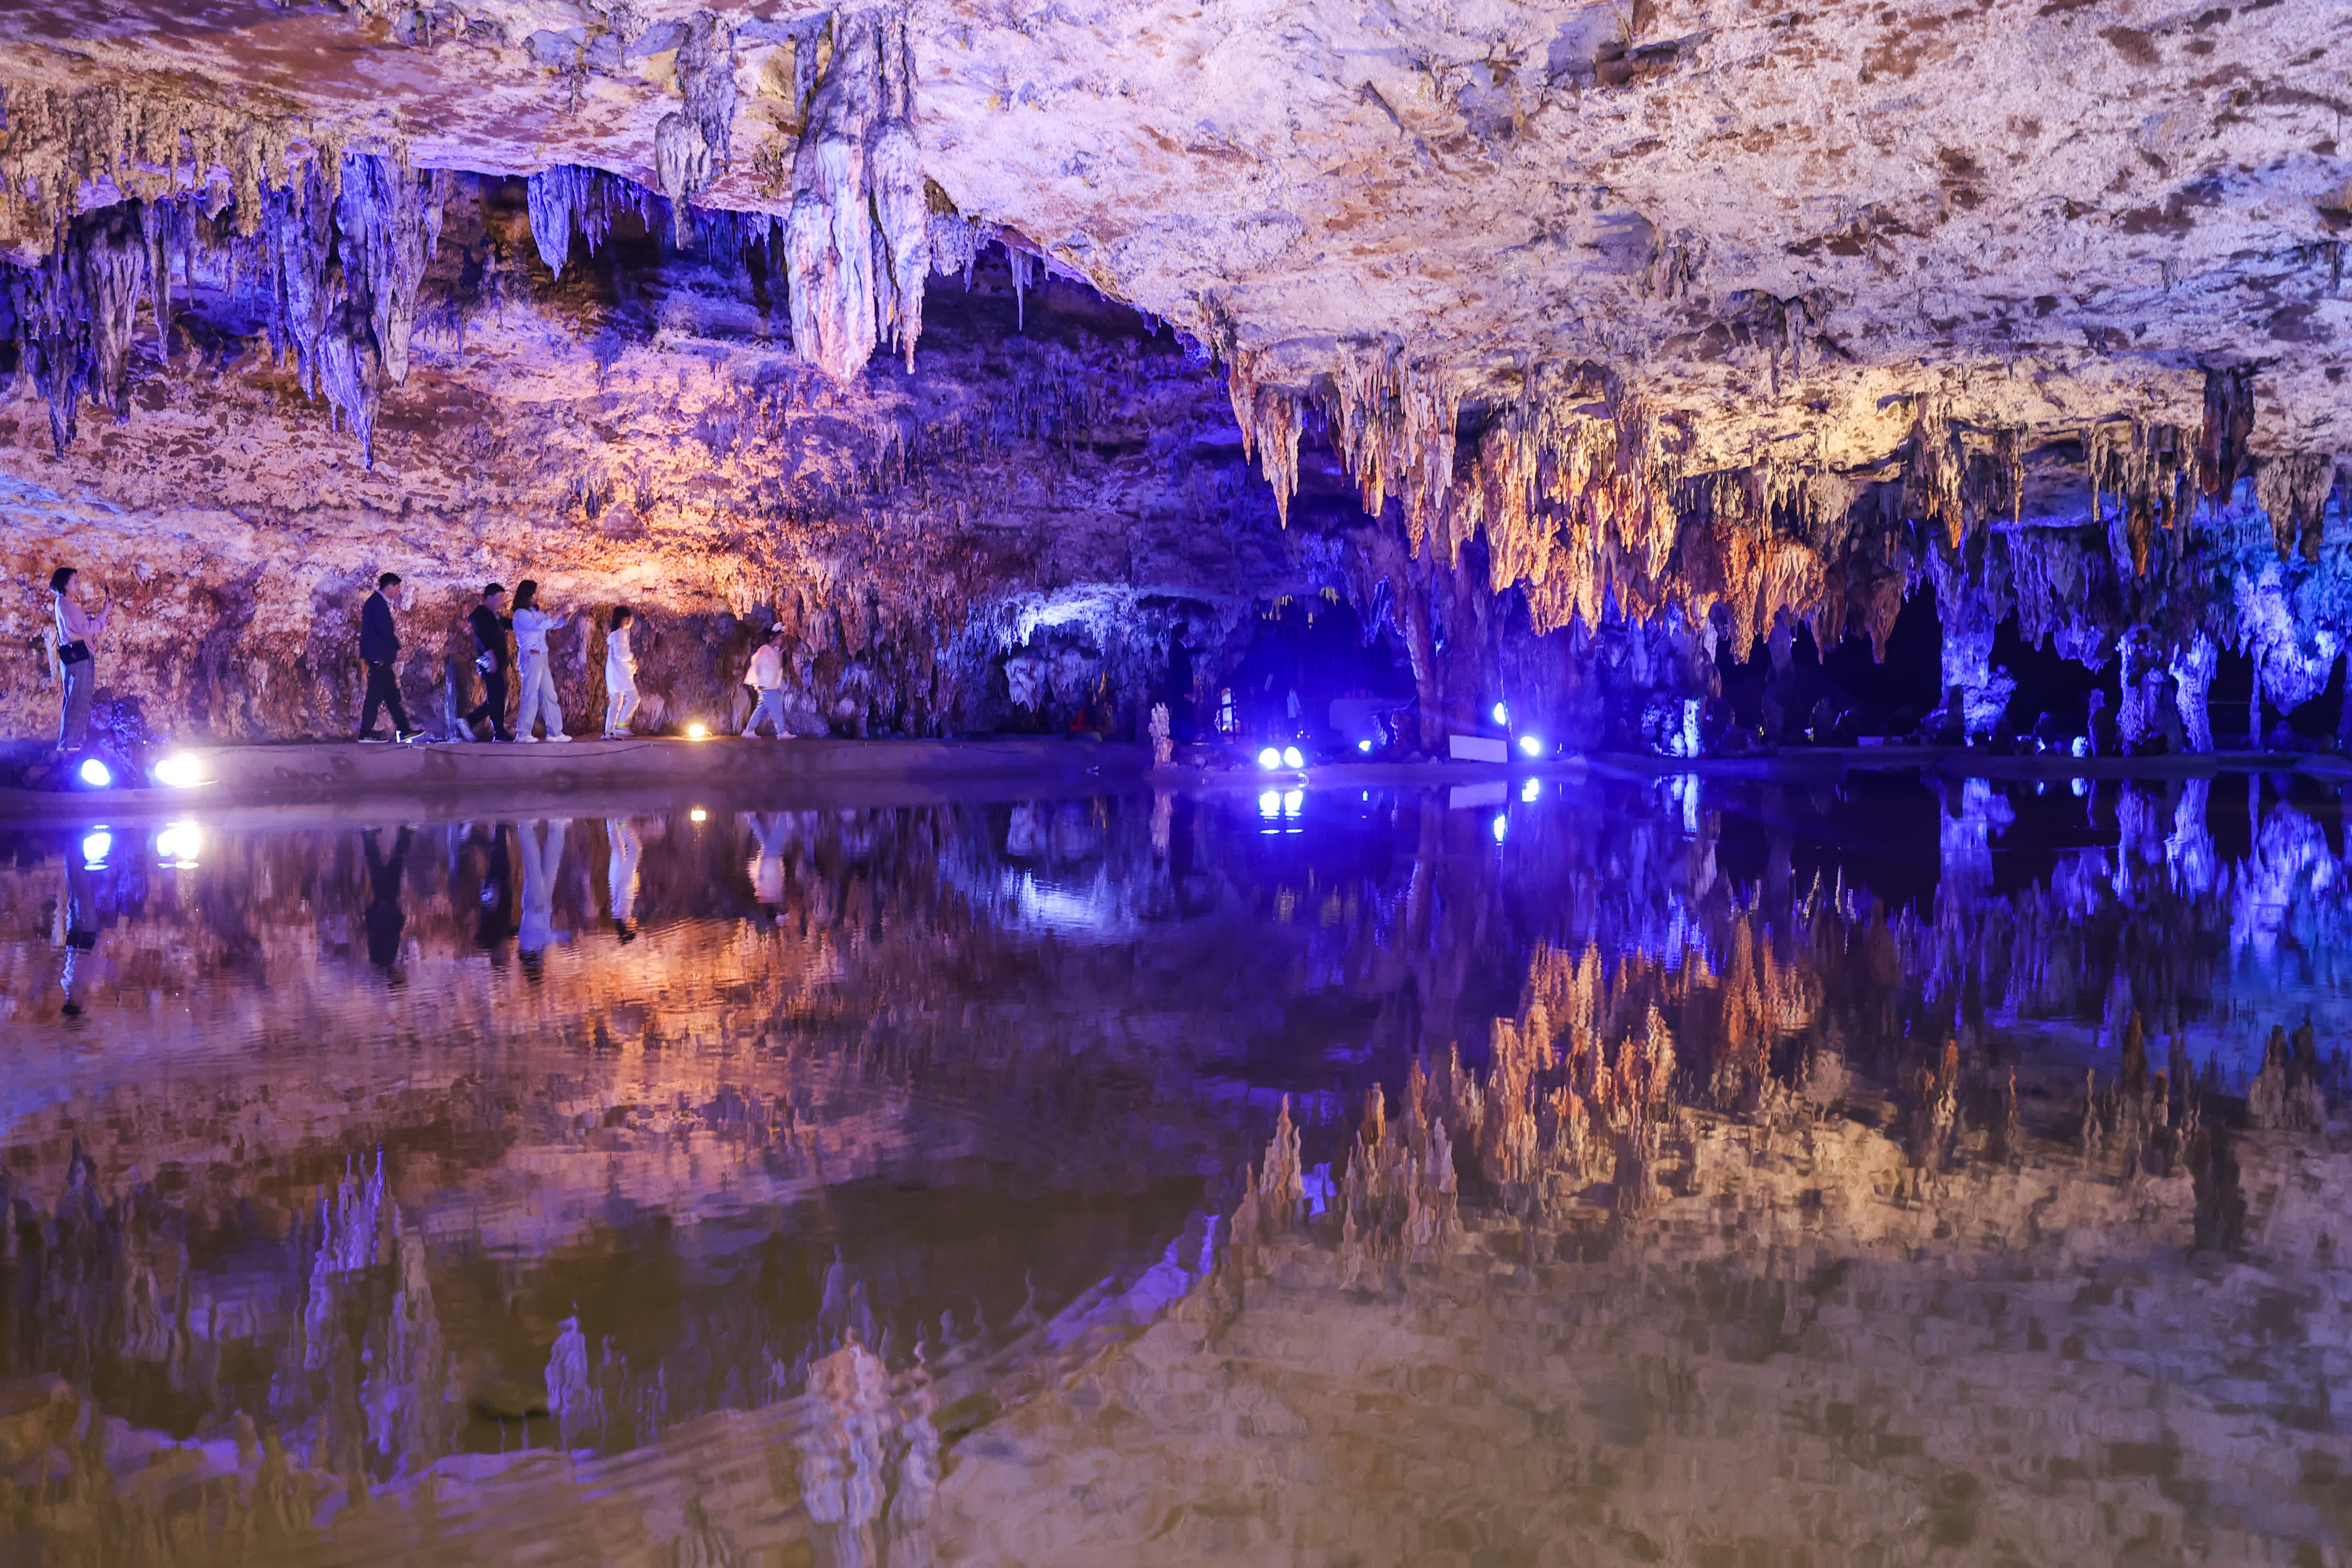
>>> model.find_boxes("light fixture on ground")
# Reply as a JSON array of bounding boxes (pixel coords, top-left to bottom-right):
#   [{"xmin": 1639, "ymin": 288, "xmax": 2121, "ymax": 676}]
[
  {"xmin": 1281, "ymin": 745, "xmax": 1304, "ymax": 769},
  {"xmin": 1257, "ymin": 746, "xmax": 1284, "ymax": 770},
  {"xmin": 1517, "ymin": 734, "xmax": 1543, "ymax": 757},
  {"xmin": 686, "ymin": 723, "xmax": 709, "ymax": 740},
  {"xmin": 76, "ymin": 757, "xmax": 112, "ymax": 789},
  {"xmin": 1490, "ymin": 702, "xmax": 1509, "ymax": 727},
  {"xmin": 152, "ymin": 753, "xmax": 206, "ymax": 788}
]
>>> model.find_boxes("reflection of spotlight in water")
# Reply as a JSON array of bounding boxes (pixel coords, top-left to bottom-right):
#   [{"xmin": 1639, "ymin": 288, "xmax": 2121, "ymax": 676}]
[
  {"xmin": 690, "ymin": 808, "xmax": 709, "ymax": 822},
  {"xmin": 155, "ymin": 822, "xmax": 203, "ymax": 866},
  {"xmin": 1281, "ymin": 745, "xmax": 1304, "ymax": 769},
  {"xmin": 1283, "ymin": 790, "xmax": 1303, "ymax": 817},
  {"xmin": 81, "ymin": 830, "xmax": 112, "ymax": 868},
  {"xmin": 1521, "ymin": 778, "xmax": 1541, "ymax": 803},
  {"xmin": 1256, "ymin": 747, "xmax": 1283, "ymax": 770},
  {"xmin": 76, "ymin": 757, "xmax": 112, "ymax": 788},
  {"xmin": 1258, "ymin": 790, "xmax": 1282, "ymax": 821},
  {"xmin": 2072, "ymin": 777, "xmax": 2090, "ymax": 797},
  {"xmin": 1491, "ymin": 815, "xmax": 1508, "ymax": 844},
  {"xmin": 152, "ymin": 753, "xmax": 205, "ymax": 788}
]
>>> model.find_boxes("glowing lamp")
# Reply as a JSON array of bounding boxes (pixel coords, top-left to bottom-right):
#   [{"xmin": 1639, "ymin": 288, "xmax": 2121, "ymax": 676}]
[
  {"xmin": 81, "ymin": 830, "xmax": 111, "ymax": 868},
  {"xmin": 1490, "ymin": 702, "xmax": 1509, "ymax": 727},
  {"xmin": 1281, "ymin": 745, "xmax": 1304, "ymax": 769},
  {"xmin": 1356, "ymin": 739, "xmax": 1372, "ymax": 753},
  {"xmin": 689, "ymin": 807, "xmax": 709, "ymax": 822},
  {"xmin": 76, "ymin": 757, "xmax": 113, "ymax": 789},
  {"xmin": 1256, "ymin": 747, "xmax": 1283, "ymax": 770},
  {"xmin": 686, "ymin": 723, "xmax": 710, "ymax": 740},
  {"xmin": 1517, "ymin": 734, "xmax": 1543, "ymax": 757},
  {"xmin": 152, "ymin": 753, "xmax": 205, "ymax": 788}
]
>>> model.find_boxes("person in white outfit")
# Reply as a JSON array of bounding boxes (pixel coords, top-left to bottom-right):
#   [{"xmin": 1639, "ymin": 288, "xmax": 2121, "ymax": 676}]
[
  {"xmin": 48, "ymin": 566, "xmax": 111, "ymax": 754},
  {"xmin": 743, "ymin": 625, "xmax": 792, "ymax": 738},
  {"xmin": 603, "ymin": 606, "xmax": 640, "ymax": 738},
  {"xmin": 517, "ymin": 817, "xmax": 568, "ymax": 963},
  {"xmin": 510, "ymin": 579, "xmax": 572, "ymax": 742}
]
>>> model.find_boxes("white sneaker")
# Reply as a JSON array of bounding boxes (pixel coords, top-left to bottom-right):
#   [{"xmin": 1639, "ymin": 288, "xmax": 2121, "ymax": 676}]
[
  {"xmin": 517, "ymin": 734, "xmax": 540, "ymax": 744},
  {"xmin": 548, "ymin": 733, "xmax": 573, "ymax": 743}
]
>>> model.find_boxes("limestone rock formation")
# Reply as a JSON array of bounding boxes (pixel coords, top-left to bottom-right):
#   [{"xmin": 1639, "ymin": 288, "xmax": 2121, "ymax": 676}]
[{"xmin": 0, "ymin": 0, "xmax": 2343, "ymax": 748}]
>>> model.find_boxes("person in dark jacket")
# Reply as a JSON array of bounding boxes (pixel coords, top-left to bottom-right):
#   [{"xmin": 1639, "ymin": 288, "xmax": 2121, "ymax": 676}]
[
  {"xmin": 462, "ymin": 583, "xmax": 514, "ymax": 742},
  {"xmin": 358, "ymin": 573, "xmax": 422, "ymax": 742}
]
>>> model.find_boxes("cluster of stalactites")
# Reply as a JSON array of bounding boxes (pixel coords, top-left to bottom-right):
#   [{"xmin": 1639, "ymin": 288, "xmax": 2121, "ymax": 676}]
[
  {"xmin": 783, "ymin": 7, "xmax": 932, "ymax": 378},
  {"xmin": 0, "ymin": 148, "xmax": 446, "ymax": 465},
  {"xmin": 0, "ymin": 81, "xmax": 316, "ymax": 245},
  {"xmin": 1223, "ymin": 337, "xmax": 1458, "ymax": 537},
  {"xmin": 525, "ymin": 165, "xmax": 664, "ymax": 277}
]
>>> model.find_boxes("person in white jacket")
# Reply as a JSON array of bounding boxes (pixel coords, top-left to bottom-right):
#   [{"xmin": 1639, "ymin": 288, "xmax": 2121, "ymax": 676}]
[
  {"xmin": 603, "ymin": 606, "xmax": 640, "ymax": 738},
  {"xmin": 743, "ymin": 625, "xmax": 792, "ymax": 738},
  {"xmin": 48, "ymin": 566, "xmax": 111, "ymax": 754},
  {"xmin": 510, "ymin": 579, "xmax": 572, "ymax": 742}
]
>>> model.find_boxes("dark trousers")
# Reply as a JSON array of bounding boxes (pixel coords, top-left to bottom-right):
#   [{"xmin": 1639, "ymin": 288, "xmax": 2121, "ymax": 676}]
[
  {"xmin": 465, "ymin": 668, "xmax": 511, "ymax": 739},
  {"xmin": 360, "ymin": 661, "xmax": 410, "ymax": 737}
]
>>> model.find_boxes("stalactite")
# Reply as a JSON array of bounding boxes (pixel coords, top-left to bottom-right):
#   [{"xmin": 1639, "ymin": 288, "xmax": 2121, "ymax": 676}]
[
  {"xmin": 525, "ymin": 164, "xmax": 662, "ymax": 276},
  {"xmin": 784, "ymin": 9, "xmax": 912, "ymax": 380},
  {"xmin": 868, "ymin": 12, "xmax": 932, "ymax": 370},
  {"xmin": 2256, "ymin": 453, "xmax": 2335, "ymax": 564},
  {"xmin": 2196, "ymin": 365, "xmax": 2256, "ymax": 501}
]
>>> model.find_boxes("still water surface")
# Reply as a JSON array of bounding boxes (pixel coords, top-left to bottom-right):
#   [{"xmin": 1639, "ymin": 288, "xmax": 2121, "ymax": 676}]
[{"xmin": 4, "ymin": 774, "xmax": 2351, "ymax": 1564}]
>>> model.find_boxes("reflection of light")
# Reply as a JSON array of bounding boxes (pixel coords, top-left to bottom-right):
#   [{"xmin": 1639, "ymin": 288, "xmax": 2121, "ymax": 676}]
[
  {"xmin": 81, "ymin": 830, "xmax": 111, "ymax": 868},
  {"xmin": 1256, "ymin": 747, "xmax": 1283, "ymax": 770},
  {"xmin": 1258, "ymin": 790, "xmax": 1282, "ymax": 819},
  {"xmin": 1356, "ymin": 739, "xmax": 1372, "ymax": 753},
  {"xmin": 689, "ymin": 807, "xmax": 709, "ymax": 822},
  {"xmin": 154, "ymin": 822, "xmax": 202, "ymax": 866},
  {"xmin": 76, "ymin": 757, "xmax": 112, "ymax": 788},
  {"xmin": 1281, "ymin": 745, "xmax": 1304, "ymax": 769},
  {"xmin": 1283, "ymin": 790, "xmax": 1303, "ymax": 817},
  {"xmin": 1491, "ymin": 702, "xmax": 1509, "ymax": 726},
  {"xmin": 152, "ymin": 753, "xmax": 205, "ymax": 788},
  {"xmin": 1491, "ymin": 814, "xmax": 1508, "ymax": 843},
  {"xmin": 2071, "ymin": 777, "xmax": 2090, "ymax": 797},
  {"xmin": 1517, "ymin": 734, "xmax": 1543, "ymax": 757},
  {"xmin": 1521, "ymin": 778, "xmax": 1541, "ymax": 803},
  {"xmin": 686, "ymin": 723, "xmax": 709, "ymax": 740}
]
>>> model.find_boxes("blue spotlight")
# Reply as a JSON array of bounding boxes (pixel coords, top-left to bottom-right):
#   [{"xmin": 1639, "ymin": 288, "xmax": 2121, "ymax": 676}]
[
  {"xmin": 1256, "ymin": 746, "xmax": 1284, "ymax": 770},
  {"xmin": 1282, "ymin": 745, "xmax": 1304, "ymax": 769},
  {"xmin": 76, "ymin": 757, "xmax": 113, "ymax": 789}
]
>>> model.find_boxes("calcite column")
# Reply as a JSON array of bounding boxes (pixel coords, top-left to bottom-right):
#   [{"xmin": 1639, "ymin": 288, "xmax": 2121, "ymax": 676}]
[
  {"xmin": 2169, "ymin": 632, "xmax": 2217, "ymax": 753},
  {"xmin": 2116, "ymin": 629, "xmax": 2167, "ymax": 750},
  {"xmin": 1939, "ymin": 610, "xmax": 2015, "ymax": 741}
]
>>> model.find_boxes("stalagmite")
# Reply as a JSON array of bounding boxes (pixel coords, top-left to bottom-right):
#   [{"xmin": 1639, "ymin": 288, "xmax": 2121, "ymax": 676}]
[{"xmin": 2170, "ymin": 631, "xmax": 2216, "ymax": 754}]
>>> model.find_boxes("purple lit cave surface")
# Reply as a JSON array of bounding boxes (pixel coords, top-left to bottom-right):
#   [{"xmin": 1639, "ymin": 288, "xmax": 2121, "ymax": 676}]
[{"xmin": 4, "ymin": 0, "xmax": 2352, "ymax": 1561}]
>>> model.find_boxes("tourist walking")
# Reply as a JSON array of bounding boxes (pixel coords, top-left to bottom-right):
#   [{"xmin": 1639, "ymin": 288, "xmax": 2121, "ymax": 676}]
[
  {"xmin": 463, "ymin": 584, "xmax": 514, "ymax": 742},
  {"xmin": 743, "ymin": 626, "xmax": 791, "ymax": 738},
  {"xmin": 604, "ymin": 606, "xmax": 641, "ymax": 738},
  {"xmin": 48, "ymin": 566, "xmax": 110, "ymax": 755},
  {"xmin": 358, "ymin": 573, "xmax": 423, "ymax": 743},
  {"xmin": 511, "ymin": 580, "xmax": 572, "ymax": 742}
]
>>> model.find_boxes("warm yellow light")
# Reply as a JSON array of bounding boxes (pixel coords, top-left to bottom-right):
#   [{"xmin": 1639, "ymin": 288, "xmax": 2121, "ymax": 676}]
[
  {"xmin": 686, "ymin": 723, "xmax": 709, "ymax": 740},
  {"xmin": 690, "ymin": 808, "xmax": 709, "ymax": 822}
]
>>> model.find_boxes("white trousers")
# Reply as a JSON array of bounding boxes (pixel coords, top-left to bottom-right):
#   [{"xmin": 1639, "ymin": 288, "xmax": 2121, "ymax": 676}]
[
  {"xmin": 516, "ymin": 651, "xmax": 565, "ymax": 738},
  {"xmin": 604, "ymin": 667, "xmax": 640, "ymax": 734}
]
